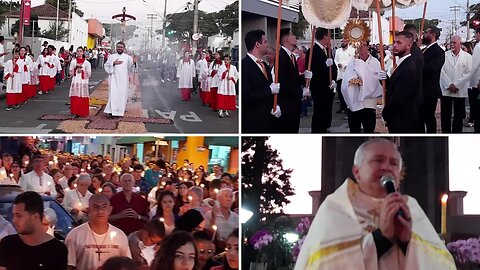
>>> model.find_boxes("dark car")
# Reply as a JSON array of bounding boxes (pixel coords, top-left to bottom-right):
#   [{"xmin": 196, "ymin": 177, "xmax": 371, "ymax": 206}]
[{"xmin": 0, "ymin": 185, "xmax": 78, "ymax": 241}]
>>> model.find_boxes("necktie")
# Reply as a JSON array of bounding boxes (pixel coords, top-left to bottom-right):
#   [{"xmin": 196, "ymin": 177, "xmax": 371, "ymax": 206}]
[
  {"xmin": 290, "ymin": 54, "xmax": 296, "ymax": 67},
  {"xmin": 323, "ymin": 47, "xmax": 328, "ymax": 56},
  {"xmin": 256, "ymin": 59, "xmax": 269, "ymax": 80}
]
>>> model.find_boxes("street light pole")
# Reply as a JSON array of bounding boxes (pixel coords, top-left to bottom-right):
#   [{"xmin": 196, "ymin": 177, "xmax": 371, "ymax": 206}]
[
  {"xmin": 162, "ymin": 0, "xmax": 167, "ymax": 48},
  {"xmin": 68, "ymin": 0, "xmax": 72, "ymax": 43},
  {"xmin": 193, "ymin": 0, "xmax": 199, "ymax": 52},
  {"xmin": 147, "ymin": 14, "xmax": 157, "ymax": 51}
]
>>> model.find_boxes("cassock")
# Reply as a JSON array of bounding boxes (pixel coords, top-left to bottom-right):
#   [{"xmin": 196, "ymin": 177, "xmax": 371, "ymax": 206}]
[
  {"xmin": 176, "ymin": 58, "xmax": 196, "ymax": 101},
  {"xmin": 241, "ymin": 53, "xmax": 274, "ymax": 133},
  {"xmin": 306, "ymin": 42, "xmax": 338, "ymax": 133},
  {"xmin": 275, "ymin": 46, "xmax": 303, "ymax": 133},
  {"xmin": 16, "ymin": 56, "xmax": 31, "ymax": 103},
  {"xmin": 104, "ymin": 52, "xmax": 134, "ymax": 117},
  {"xmin": 421, "ymin": 42, "xmax": 445, "ymax": 133},
  {"xmin": 341, "ymin": 55, "xmax": 382, "ymax": 133},
  {"xmin": 381, "ymin": 54, "xmax": 419, "ymax": 133},
  {"xmin": 4, "ymin": 59, "xmax": 23, "ymax": 107},
  {"xmin": 37, "ymin": 53, "xmax": 56, "ymax": 93},
  {"xmin": 217, "ymin": 63, "xmax": 238, "ymax": 111},
  {"xmin": 208, "ymin": 60, "xmax": 223, "ymax": 110},
  {"xmin": 69, "ymin": 57, "xmax": 92, "ymax": 117},
  {"xmin": 294, "ymin": 179, "xmax": 456, "ymax": 270}
]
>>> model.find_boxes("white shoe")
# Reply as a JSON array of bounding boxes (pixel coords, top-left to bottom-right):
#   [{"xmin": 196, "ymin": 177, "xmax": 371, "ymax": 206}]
[
  {"xmin": 224, "ymin": 110, "xmax": 230, "ymax": 117},
  {"xmin": 38, "ymin": 91, "xmax": 43, "ymax": 95}
]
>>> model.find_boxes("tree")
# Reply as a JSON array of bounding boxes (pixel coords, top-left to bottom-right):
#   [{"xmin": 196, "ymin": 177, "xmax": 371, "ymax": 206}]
[
  {"xmin": 46, "ymin": 0, "xmax": 84, "ymax": 17},
  {"xmin": 242, "ymin": 137, "xmax": 295, "ymax": 225},
  {"xmin": 214, "ymin": 1, "xmax": 238, "ymax": 37},
  {"xmin": 39, "ymin": 21, "xmax": 68, "ymax": 41},
  {"xmin": 292, "ymin": 5, "xmax": 309, "ymax": 39},
  {"xmin": 0, "ymin": 1, "xmax": 20, "ymax": 29},
  {"xmin": 403, "ymin": 18, "xmax": 440, "ymax": 31}
]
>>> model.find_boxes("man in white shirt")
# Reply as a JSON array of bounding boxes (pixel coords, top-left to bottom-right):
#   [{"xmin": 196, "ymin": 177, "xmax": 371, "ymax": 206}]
[
  {"xmin": 439, "ymin": 35, "xmax": 472, "ymax": 133},
  {"xmin": 65, "ymin": 194, "xmax": 131, "ymax": 270},
  {"xmin": 204, "ymin": 188, "xmax": 238, "ymax": 244},
  {"xmin": 62, "ymin": 173, "xmax": 93, "ymax": 223},
  {"xmin": 19, "ymin": 155, "xmax": 57, "ymax": 197}
]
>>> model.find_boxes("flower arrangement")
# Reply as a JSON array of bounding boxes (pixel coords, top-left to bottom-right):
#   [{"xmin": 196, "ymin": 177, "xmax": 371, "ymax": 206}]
[
  {"xmin": 292, "ymin": 217, "xmax": 311, "ymax": 262},
  {"xmin": 447, "ymin": 238, "xmax": 480, "ymax": 269},
  {"xmin": 250, "ymin": 229, "xmax": 274, "ymax": 250}
]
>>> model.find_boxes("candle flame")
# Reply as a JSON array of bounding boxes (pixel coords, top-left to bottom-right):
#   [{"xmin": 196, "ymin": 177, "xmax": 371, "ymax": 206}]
[
  {"xmin": 81, "ymin": 169, "xmax": 85, "ymax": 172},
  {"xmin": 25, "ymin": 161, "xmax": 29, "ymax": 165},
  {"xmin": 212, "ymin": 225, "xmax": 217, "ymax": 230},
  {"xmin": 110, "ymin": 231, "xmax": 117, "ymax": 239},
  {"xmin": 66, "ymin": 162, "xmax": 70, "ymax": 165},
  {"xmin": 73, "ymin": 184, "xmax": 77, "ymax": 188},
  {"xmin": 48, "ymin": 161, "xmax": 54, "ymax": 165},
  {"xmin": 47, "ymin": 182, "xmax": 51, "ymax": 186},
  {"xmin": 78, "ymin": 202, "xmax": 82, "ymax": 207},
  {"xmin": 188, "ymin": 195, "xmax": 193, "ymax": 201},
  {"xmin": 441, "ymin": 194, "xmax": 448, "ymax": 203},
  {"xmin": 102, "ymin": 173, "xmax": 106, "ymax": 177},
  {"xmin": 76, "ymin": 174, "xmax": 80, "ymax": 177},
  {"xmin": 200, "ymin": 184, "xmax": 205, "ymax": 188},
  {"xmin": 214, "ymin": 188, "xmax": 219, "ymax": 194},
  {"xmin": 9, "ymin": 173, "xmax": 13, "ymax": 177},
  {"xmin": 159, "ymin": 217, "xmax": 165, "ymax": 222}
]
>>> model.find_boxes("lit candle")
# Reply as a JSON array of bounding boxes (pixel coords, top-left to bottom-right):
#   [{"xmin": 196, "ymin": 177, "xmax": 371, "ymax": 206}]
[
  {"xmin": 81, "ymin": 169, "xmax": 85, "ymax": 172},
  {"xmin": 98, "ymin": 188, "xmax": 103, "ymax": 193},
  {"xmin": 200, "ymin": 184, "xmax": 205, "ymax": 188},
  {"xmin": 214, "ymin": 188, "xmax": 219, "ymax": 194},
  {"xmin": 78, "ymin": 202, "xmax": 83, "ymax": 207},
  {"xmin": 25, "ymin": 161, "xmax": 29, "ymax": 166},
  {"xmin": 66, "ymin": 162, "xmax": 70, "ymax": 166},
  {"xmin": 73, "ymin": 184, "xmax": 77, "ymax": 188},
  {"xmin": 110, "ymin": 231, "xmax": 117, "ymax": 240},
  {"xmin": 212, "ymin": 225, "xmax": 217, "ymax": 241},
  {"xmin": 76, "ymin": 174, "xmax": 80, "ymax": 177},
  {"xmin": 9, "ymin": 173, "xmax": 13, "ymax": 178},
  {"xmin": 47, "ymin": 182, "xmax": 51, "ymax": 186},
  {"xmin": 441, "ymin": 194, "xmax": 448, "ymax": 235},
  {"xmin": 102, "ymin": 173, "xmax": 106, "ymax": 177},
  {"xmin": 48, "ymin": 161, "xmax": 54, "ymax": 166},
  {"xmin": 159, "ymin": 217, "xmax": 165, "ymax": 223},
  {"xmin": 188, "ymin": 195, "xmax": 193, "ymax": 202}
]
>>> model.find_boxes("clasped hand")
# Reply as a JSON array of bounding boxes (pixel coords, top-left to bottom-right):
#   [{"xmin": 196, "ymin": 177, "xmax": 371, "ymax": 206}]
[{"xmin": 379, "ymin": 192, "xmax": 412, "ymax": 244}]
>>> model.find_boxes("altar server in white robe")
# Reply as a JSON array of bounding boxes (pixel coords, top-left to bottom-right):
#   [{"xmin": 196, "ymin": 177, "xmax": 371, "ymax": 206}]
[
  {"xmin": 295, "ymin": 138, "xmax": 455, "ymax": 270},
  {"xmin": 4, "ymin": 50, "xmax": 23, "ymax": 111},
  {"xmin": 217, "ymin": 54, "xmax": 238, "ymax": 118},
  {"xmin": 176, "ymin": 50, "xmax": 196, "ymax": 101},
  {"xmin": 104, "ymin": 41, "xmax": 134, "ymax": 118},
  {"xmin": 341, "ymin": 43, "xmax": 382, "ymax": 133}
]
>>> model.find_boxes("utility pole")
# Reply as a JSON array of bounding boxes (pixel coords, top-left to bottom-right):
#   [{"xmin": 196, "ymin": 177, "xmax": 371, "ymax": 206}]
[
  {"xmin": 68, "ymin": 0, "xmax": 72, "ymax": 43},
  {"xmin": 147, "ymin": 14, "xmax": 157, "ymax": 51},
  {"xmin": 55, "ymin": 0, "xmax": 60, "ymax": 40},
  {"xmin": 466, "ymin": 0, "xmax": 471, "ymax": 40},
  {"xmin": 450, "ymin": 5, "xmax": 461, "ymax": 35},
  {"xmin": 193, "ymin": 0, "xmax": 199, "ymax": 53},
  {"xmin": 162, "ymin": 0, "xmax": 167, "ymax": 48}
]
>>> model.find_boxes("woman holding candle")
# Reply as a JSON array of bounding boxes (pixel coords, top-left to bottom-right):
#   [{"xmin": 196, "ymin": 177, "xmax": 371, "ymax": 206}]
[
  {"xmin": 89, "ymin": 174, "xmax": 106, "ymax": 194},
  {"xmin": 62, "ymin": 173, "xmax": 93, "ymax": 223},
  {"xmin": 147, "ymin": 175, "xmax": 170, "ymax": 208},
  {"xmin": 101, "ymin": 182, "xmax": 117, "ymax": 200},
  {"xmin": 176, "ymin": 181, "xmax": 192, "ymax": 209},
  {"xmin": 152, "ymin": 190, "xmax": 178, "ymax": 235}
]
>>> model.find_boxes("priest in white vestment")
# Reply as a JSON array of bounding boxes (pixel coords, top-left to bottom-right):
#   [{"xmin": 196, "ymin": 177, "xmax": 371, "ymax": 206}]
[
  {"xmin": 104, "ymin": 42, "xmax": 134, "ymax": 118},
  {"xmin": 295, "ymin": 138, "xmax": 455, "ymax": 270},
  {"xmin": 341, "ymin": 43, "xmax": 382, "ymax": 133}
]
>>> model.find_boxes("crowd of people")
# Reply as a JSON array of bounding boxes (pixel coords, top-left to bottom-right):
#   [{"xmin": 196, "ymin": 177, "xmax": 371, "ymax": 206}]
[
  {"xmin": 242, "ymin": 24, "xmax": 480, "ymax": 134},
  {"xmin": 0, "ymin": 137, "xmax": 239, "ymax": 270},
  {"xmin": 141, "ymin": 48, "xmax": 239, "ymax": 118}
]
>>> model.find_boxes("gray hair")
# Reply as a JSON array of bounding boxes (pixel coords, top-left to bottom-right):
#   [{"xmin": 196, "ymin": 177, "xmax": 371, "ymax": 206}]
[
  {"xmin": 188, "ymin": 186, "xmax": 203, "ymax": 199},
  {"xmin": 217, "ymin": 188, "xmax": 234, "ymax": 201},
  {"xmin": 120, "ymin": 173, "xmax": 134, "ymax": 181},
  {"xmin": 77, "ymin": 173, "xmax": 92, "ymax": 184},
  {"xmin": 43, "ymin": 207, "xmax": 57, "ymax": 226},
  {"xmin": 353, "ymin": 138, "xmax": 403, "ymax": 171}
]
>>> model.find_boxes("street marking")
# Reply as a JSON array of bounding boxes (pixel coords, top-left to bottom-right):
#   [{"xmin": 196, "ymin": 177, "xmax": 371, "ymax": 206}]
[
  {"xmin": 35, "ymin": 124, "xmax": 47, "ymax": 129},
  {"xmin": 180, "ymin": 112, "xmax": 202, "ymax": 122},
  {"xmin": 154, "ymin": 110, "xmax": 176, "ymax": 120}
]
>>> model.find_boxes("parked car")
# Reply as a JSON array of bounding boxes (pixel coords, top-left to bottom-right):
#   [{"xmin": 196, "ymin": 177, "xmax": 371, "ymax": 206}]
[{"xmin": 0, "ymin": 185, "xmax": 78, "ymax": 241}]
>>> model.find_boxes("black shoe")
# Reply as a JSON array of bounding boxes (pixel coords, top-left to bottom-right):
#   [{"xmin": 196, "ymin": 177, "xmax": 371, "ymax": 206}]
[{"xmin": 106, "ymin": 113, "xmax": 113, "ymax": 118}]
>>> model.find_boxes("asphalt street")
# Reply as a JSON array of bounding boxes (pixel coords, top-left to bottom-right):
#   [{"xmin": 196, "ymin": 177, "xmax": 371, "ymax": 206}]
[{"xmin": 0, "ymin": 66, "xmax": 238, "ymax": 134}]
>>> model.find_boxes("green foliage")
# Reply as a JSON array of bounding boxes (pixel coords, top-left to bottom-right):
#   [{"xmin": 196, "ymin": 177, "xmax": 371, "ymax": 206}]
[
  {"xmin": 403, "ymin": 18, "xmax": 440, "ymax": 31},
  {"xmin": 292, "ymin": 5, "xmax": 308, "ymax": 39},
  {"xmin": 159, "ymin": 1, "xmax": 238, "ymax": 46},
  {"xmin": 0, "ymin": 1, "xmax": 20, "ymax": 30},
  {"xmin": 242, "ymin": 137, "xmax": 295, "ymax": 223},
  {"xmin": 45, "ymin": 0, "xmax": 83, "ymax": 17},
  {"xmin": 39, "ymin": 21, "xmax": 68, "ymax": 41}
]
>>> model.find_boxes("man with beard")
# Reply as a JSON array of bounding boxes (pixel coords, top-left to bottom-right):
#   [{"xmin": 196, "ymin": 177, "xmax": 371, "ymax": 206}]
[
  {"xmin": 403, "ymin": 24, "xmax": 424, "ymax": 132},
  {"xmin": 104, "ymin": 41, "xmax": 134, "ymax": 118},
  {"xmin": 0, "ymin": 191, "xmax": 68, "ymax": 269},
  {"xmin": 241, "ymin": 29, "xmax": 281, "ymax": 133},
  {"xmin": 379, "ymin": 31, "xmax": 419, "ymax": 133},
  {"xmin": 420, "ymin": 26, "xmax": 445, "ymax": 133}
]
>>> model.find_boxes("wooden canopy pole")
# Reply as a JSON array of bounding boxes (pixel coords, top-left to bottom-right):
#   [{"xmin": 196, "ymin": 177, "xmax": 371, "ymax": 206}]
[
  {"xmin": 273, "ymin": 0, "xmax": 283, "ymax": 111},
  {"xmin": 375, "ymin": 0, "xmax": 387, "ymax": 103},
  {"xmin": 418, "ymin": 1, "xmax": 428, "ymax": 47},
  {"xmin": 306, "ymin": 25, "xmax": 316, "ymax": 88}
]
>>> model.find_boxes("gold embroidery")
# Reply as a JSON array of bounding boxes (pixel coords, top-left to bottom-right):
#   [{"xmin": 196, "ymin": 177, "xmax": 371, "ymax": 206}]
[
  {"xmin": 412, "ymin": 233, "xmax": 456, "ymax": 269},
  {"xmin": 307, "ymin": 238, "xmax": 362, "ymax": 267}
]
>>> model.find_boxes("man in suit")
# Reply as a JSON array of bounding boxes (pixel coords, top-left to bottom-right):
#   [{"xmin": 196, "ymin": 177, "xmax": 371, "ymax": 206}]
[
  {"xmin": 439, "ymin": 35, "xmax": 472, "ymax": 133},
  {"xmin": 305, "ymin": 28, "xmax": 338, "ymax": 133},
  {"xmin": 241, "ymin": 29, "xmax": 281, "ymax": 133},
  {"xmin": 419, "ymin": 26, "xmax": 445, "ymax": 133},
  {"xmin": 403, "ymin": 24, "xmax": 424, "ymax": 132},
  {"xmin": 274, "ymin": 28, "xmax": 303, "ymax": 133},
  {"xmin": 379, "ymin": 31, "xmax": 419, "ymax": 133}
]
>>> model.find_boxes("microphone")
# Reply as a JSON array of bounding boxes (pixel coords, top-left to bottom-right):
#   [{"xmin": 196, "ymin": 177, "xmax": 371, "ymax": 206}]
[{"xmin": 380, "ymin": 174, "xmax": 404, "ymax": 218}]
